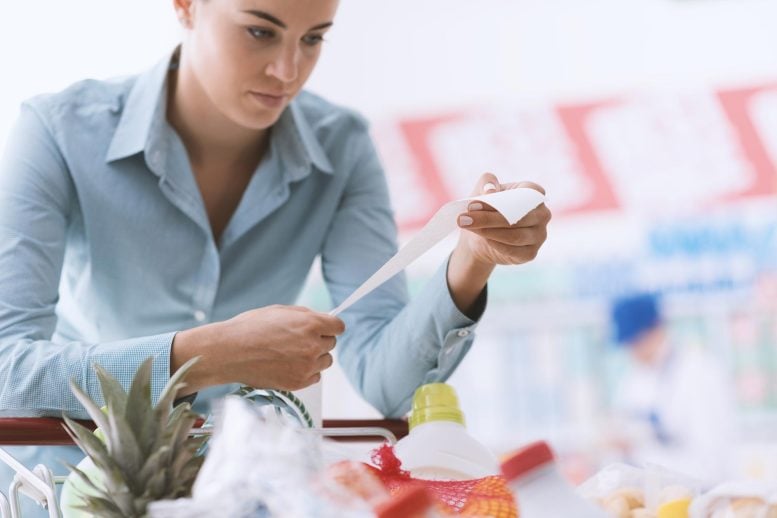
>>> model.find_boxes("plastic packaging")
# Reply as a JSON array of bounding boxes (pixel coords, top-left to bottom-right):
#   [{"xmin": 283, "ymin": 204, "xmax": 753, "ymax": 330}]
[
  {"xmin": 688, "ymin": 480, "xmax": 777, "ymax": 517},
  {"xmin": 578, "ymin": 462, "xmax": 702, "ymax": 517},
  {"xmin": 373, "ymin": 486, "xmax": 441, "ymax": 518},
  {"xmin": 148, "ymin": 397, "xmax": 373, "ymax": 518},
  {"xmin": 500, "ymin": 440, "xmax": 609, "ymax": 518},
  {"xmin": 394, "ymin": 383, "xmax": 499, "ymax": 480}
]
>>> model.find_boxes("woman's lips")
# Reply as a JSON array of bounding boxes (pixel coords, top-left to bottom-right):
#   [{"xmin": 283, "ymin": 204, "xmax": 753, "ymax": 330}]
[{"xmin": 250, "ymin": 91, "xmax": 287, "ymax": 109}]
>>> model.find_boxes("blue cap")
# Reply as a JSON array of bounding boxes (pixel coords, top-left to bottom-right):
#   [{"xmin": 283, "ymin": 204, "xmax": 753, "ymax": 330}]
[{"xmin": 611, "ymin": 293, "xmax": 661, "ymax": 346}]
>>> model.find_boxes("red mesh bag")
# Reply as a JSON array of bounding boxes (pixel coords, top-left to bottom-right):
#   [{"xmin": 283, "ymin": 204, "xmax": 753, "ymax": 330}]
[{"xmin": 366, "ymin": 444, "xmax": 517, "ymax": 518}]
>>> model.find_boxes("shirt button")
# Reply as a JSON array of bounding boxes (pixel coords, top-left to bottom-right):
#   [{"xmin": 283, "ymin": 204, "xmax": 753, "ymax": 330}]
[
  {"xmin": 457, "ymin": 329, "xmax": 470, "ymax": 338},
  {"xmin": 193, "ymin": 310, "xmax": 207, "ymax": 323},
  {"xmin": 444, "ymin": 345, "xmax": 455, "ymax": 355}
]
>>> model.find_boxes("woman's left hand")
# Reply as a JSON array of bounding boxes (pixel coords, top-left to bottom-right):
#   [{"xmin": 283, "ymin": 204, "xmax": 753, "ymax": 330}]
[{"xmin": 455, "ymin": 173, "xmax": 551, "ymax": 268}]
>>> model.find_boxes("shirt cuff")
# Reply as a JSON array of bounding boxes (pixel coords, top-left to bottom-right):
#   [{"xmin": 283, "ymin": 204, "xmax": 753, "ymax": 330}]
[
  {"xmin": 84, "ymin": 331, "xmax": 175, "ymax": 408},
  {"xmin": 412, "ymin": 257, "xmax": 487, "ymax": 367}
]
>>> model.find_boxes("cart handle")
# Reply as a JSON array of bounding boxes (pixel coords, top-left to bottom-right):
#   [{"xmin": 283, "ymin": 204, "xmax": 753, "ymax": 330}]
[{"xmin": 0, "ymin": 418, "xmax": 408, "ymax": 446}]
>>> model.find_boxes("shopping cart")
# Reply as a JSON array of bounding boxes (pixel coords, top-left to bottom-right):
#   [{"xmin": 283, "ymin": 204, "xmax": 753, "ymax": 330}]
[{"xmin": 0, "ymin": 416, "xmax": 409, "ymax": 518}]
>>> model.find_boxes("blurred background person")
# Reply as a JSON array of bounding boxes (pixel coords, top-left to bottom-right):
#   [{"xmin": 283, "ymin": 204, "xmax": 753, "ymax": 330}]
[{"xmin": 608, "ymin": 292, "xmax": 738, "ymax": 485}]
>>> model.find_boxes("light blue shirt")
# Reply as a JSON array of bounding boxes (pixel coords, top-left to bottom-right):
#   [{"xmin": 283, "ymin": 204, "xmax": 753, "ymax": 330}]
[{"xmin": 0, "ymin": 51, "xmax": 483, "ymax": 507}]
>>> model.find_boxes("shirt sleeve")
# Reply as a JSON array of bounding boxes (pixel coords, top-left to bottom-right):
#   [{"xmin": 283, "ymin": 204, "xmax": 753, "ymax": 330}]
[
  {"xmin": 320, "ymin": 118, "xmax": 486, "ymax": 418},
  {"xmin": 0, "ymin": 103, "xmax": 173, "ymax": 418}
]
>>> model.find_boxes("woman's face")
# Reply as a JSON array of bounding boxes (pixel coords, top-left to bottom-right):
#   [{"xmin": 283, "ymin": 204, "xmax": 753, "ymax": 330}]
[{"xmin": 177, "ymin": 0, "xmax": 339, "ymax": 130}]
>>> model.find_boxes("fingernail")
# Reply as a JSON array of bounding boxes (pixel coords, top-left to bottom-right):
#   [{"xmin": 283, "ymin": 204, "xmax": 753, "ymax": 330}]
[
  {"xmin": 468, "ymin": 202, "xmax": 483, "ymax": 211},
  {"xmin": 484, "ymin": 182, "xmax": 497, "ymax": 193},
  {"xmin": 459, "ymin": 215, "xmax": 473, "ymax": 226}
]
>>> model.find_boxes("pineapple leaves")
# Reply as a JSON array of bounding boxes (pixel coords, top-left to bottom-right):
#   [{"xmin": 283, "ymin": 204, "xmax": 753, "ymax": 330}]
[
  {"xmin": 64, "ymin": 461, "xmax": 117, "ymax": 506},
  {"xmin": 137, "ymin": 444, "xmax": 172, "ymax": 486},
  {"xmin": 64, "ymin": 356, "xmax": 204, "ymax": 518},
  {"xmin": 155, "ymin": 356, "xmax": 199, "ymax": 421},
  {"xmin": 67, "ymin": 381, "xmax": 110, "ymax": 435},
  {"xmin": 93, "ymin": 363, "xmax": 129, "ymax": 416},
  {"xmin": 62, "ymin": 416, "xmax": 122, "ymax": 483},
  {"xmin": 105, "ymin": 404, "xmax": 145, "ymax": 491},
  {"xmin": 72, "ymin": 499, "xmax": 124, "ymax": 518},
  {"xmin": 125, "ymin": 357, "xmax": 156, "ymax": 456}
]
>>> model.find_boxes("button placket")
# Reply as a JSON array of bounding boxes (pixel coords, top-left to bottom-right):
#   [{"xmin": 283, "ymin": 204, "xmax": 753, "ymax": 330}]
[{"xmin": 190, "ymin": 240, "xmax": 220, "ymax": 326}]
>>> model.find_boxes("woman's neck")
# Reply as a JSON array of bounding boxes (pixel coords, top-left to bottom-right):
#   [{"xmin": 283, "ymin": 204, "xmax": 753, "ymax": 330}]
[{"xmin": 166, "ymin": 52, "xmax": 269, "ymax": 169}]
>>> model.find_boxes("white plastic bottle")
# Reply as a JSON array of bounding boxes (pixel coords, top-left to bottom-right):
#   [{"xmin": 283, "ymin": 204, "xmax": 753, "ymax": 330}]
[
  {"xmin": 394, "ymin": 383, "xmax": 499, "ymax": 480},
  {"xmin": 500, "ymin": 440, "xmax": 608, "ymax": 518}
]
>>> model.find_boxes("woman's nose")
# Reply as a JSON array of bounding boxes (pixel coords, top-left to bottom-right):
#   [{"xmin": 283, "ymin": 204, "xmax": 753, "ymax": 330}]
[{"xmin": 266, "ymin": 45, "xmax": 299, "ymax": 83}]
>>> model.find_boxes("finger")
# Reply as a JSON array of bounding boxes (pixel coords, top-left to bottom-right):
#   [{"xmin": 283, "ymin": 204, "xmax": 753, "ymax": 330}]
[
  {"xmin": 315, "ymin": 352, "xmax": 334, "ymax": 372},
  {"xmin": 460, "ymin": 203, "xmax": 551, "ymax": 230},
  {"xmin": 319, "ymin": 335, "xmax": 337, "ymax": 353},
  {"xmin": 465, "ymin": 200, "xmax": 498, "ymax": 213},
  {"xmin": 468, "ymin": 179, "xmax": 547, "ymax": 212},
  {"xmin": 471, "ymin": 172, "xmax": 502, "ymax": 197},
  {"xmin": 514, "ymin": 181, "xmax": 546, "ymax": 195},
  {"xmin": 286, "ymin": 305, "xmax": 312, "ymax": 312},
  {"xmin": 301, "ymin": 373, "xmax": 322, "ymax": 388},
  {"xmin": 316, "ymin": 314, "xmax": 346, "ymax": 335},
  {"xmin": 465, "ymin": 225, "xmax": 547, "ymax": 247}
]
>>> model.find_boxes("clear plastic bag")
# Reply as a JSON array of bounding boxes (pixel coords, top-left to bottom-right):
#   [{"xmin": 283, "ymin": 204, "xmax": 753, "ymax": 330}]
[
  {"xmin": 578, "ymin": 462, "xmax": 703, "ymax": 517},
  {"xmin": 688, "ymin": 481, "xmax": 777, "ymax": 518},
  {"xmin": 148, "ymin": 397, "xmax": 382, "ymax": 518}
]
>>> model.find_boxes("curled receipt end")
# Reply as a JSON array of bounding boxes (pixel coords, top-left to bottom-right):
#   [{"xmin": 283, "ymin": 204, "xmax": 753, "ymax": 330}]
[{"xmin": 330, "ymin": 187, "xmax": 545, "ymax": 316}]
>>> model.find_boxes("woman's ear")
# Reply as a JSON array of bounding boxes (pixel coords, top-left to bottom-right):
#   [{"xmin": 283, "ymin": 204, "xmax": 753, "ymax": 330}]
[{"xmin": 172, "ymin": 0, "xmax": 195, "ymax": 29}]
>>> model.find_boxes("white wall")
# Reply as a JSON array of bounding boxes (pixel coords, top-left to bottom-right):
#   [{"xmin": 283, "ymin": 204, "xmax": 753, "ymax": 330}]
[{"xmin": 3, "ymin": 0, "xmax": 777, "ymax": 141}]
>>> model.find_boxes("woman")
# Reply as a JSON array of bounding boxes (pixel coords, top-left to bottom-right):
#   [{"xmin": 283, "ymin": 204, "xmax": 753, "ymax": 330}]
[{"xmin": 0, "ymin": 0, "xmax": 551, "ymax": 507}]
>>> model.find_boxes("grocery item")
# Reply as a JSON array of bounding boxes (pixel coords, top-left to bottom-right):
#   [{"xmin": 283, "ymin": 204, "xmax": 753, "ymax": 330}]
[
  {"xmin": 657, "ymin": 497, "xmax": 691, "ymax": 518},
  {"xmin": 374, "ymin": 485, "xmax": 441, "ymax": 518},
  {"xmin": 579, "ymin": 462, "xmax": 702, "ymax": 517},
  {"xmin": 61, "ymin": 357, "xmax": 204, "ymax": 518},
  {"xmin": 149, "ymin": 397, "xmax": 365, "ymax": 518},
  {"xmin": 394, "ymin": 383, "xmax": 499, "ymax": 480},
  {"xmin": 320, "ymin": 460, "xmax": 390, "ymax": 509},
  {"xmin": 370, "ymin": 444, "xmax": 516, "ymax": 517},
  {"xmin": 689, "ymin": 480, "xmax": 777, "ymax": 517},
  {"xmin": 500, "ymin": 440, "xmax": 609, "ymax": 518}
]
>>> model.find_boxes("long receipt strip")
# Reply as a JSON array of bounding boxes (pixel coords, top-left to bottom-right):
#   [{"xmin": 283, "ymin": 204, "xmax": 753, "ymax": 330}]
[
  {"xmin": 296, "ymin": 188, "xmax": 545, "ymax": 426},
  {"xmin": 330, "ymin": 187, "xmax": 546, "ymax": 316}
]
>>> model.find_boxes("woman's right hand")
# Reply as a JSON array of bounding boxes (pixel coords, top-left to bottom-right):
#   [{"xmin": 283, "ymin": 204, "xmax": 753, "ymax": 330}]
[{"xmin": 171, "ymin": 305, "xmax": 345, "ymax": 395}]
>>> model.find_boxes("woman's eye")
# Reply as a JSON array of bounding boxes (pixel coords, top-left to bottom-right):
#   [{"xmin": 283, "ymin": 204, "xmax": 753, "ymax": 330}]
[
  {"xmin": 302, "ymin": 34, "xmax": 325, "ymax": 46},
  {"xmin": 247, "ymin": 27, "xmax": 274, "ymax": 40}
]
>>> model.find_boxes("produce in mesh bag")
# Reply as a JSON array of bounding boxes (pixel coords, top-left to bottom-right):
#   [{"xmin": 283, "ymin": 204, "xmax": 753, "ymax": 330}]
[
  {"xmin": 318, "ymin": 460, "xmax": 390, "ymax": 509},
  {"xmin": 365, "ymin": 443, "xmax": 517, "ymax": 518}
]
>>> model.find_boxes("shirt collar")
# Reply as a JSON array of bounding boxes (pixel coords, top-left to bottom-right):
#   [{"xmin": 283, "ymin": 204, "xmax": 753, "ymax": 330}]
[
  {"xmin": 105, "ymin": 50, "xmax": 173, "ymax": 163},
  {"xmin": 272, "ymin": 100, "xmax": 333, "ymax": 180},
  {"xmin": 105, "ymin": 49, "xmax": 334, "ymax": 178}
]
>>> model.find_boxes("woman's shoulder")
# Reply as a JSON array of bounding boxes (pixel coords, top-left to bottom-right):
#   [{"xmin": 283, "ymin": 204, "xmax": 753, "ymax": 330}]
[
  {"xmin": 22, "ymin": 74, "xmax": 137, "ymax": 126},
  {"xmin": 291, "ymin": 90, "xmax": 371, "ymax": 136}
]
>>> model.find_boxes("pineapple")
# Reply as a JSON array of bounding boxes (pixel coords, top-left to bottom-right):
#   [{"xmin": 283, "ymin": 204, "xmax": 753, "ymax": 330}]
[{"xmin": 62, "ymin": 357, "xmax": 206, "ymax": 517}]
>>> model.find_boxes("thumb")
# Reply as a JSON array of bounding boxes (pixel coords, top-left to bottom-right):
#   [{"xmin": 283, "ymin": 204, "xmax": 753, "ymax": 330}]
[
  {"xmin": 472, "ymin": 172, "xmax": 501, "ymax": 196},
  {"xmin": 514, "ymin": 181, "xmax": 546, "ymax": 195}
]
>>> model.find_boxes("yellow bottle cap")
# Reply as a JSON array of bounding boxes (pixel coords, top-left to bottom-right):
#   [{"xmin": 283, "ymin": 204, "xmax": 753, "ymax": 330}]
[
  {"xmin": 657, "ymin": 498, "xmax": 691, "ymax": 518},
  {"xmin": 408, "ymin": 383, "xmax": 465, "ymax": 430}
]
